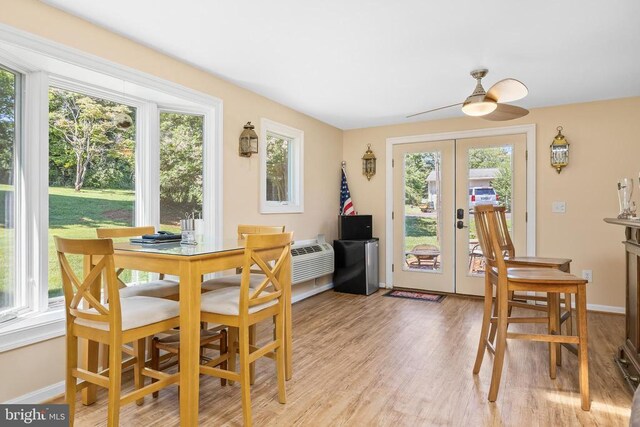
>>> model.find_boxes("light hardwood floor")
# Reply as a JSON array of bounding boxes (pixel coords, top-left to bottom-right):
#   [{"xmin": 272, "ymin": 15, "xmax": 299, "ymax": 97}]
[{"xmin": 62, "ymin": 290, "xmax": 631, "ymax": 426}]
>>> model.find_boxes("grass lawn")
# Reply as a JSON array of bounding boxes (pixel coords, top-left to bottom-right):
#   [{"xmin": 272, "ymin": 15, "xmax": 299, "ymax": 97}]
[
  {"xmin": 404, "ymin": 215, "xmax": 438, "ymax": 251},
  {"xmin": 0, "ymin": 185, "xmax": 15, "ymax": 309},
  {"xmin": 1, "ymin": 185, "xmax": 182, "ymax": 301},
  {"xmin": 47, "ymin": 186, "xmax": 136, "ymax": 298},
  {"xmin": 402, "ymin": 208, "xmax": 511, "ymax": 252}
]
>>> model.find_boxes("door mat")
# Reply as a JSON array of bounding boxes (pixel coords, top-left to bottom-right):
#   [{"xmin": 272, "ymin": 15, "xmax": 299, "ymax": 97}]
[{"xmin": 384, "ymin": 289, "xmax": 446, "ymax": 303}]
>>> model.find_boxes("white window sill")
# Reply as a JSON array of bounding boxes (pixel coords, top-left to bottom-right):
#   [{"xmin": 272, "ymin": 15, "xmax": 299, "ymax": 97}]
[
  {"xmin": 260, "ymin": 203, "xmax": 304, "ymax": 214},
  {"xmin": 0, "ymin": 308, "xmax": 65, "ymax": 353}
]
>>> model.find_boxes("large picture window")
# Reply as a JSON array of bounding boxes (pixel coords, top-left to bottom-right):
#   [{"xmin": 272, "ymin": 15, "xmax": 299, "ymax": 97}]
[
  {"xmin": 260, "ymin": 119, "xmax": 304, "ymax": 214},
  {"xmin": 0, "ymin": 31, "xmax": 222, "ymax": 351},
  {"xmin": 48, "ymin": 87, "xmax": 137, "ymax": 299}
]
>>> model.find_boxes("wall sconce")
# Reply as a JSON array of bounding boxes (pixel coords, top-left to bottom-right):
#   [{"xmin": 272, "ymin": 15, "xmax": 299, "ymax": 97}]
[
  {"xmin": 362, "ymin": 144, "xmax": 377, "ymax": 181},
  {"xmin": 550, "ymin": 126, "xmax": 569, "ymax": 173},
  {"xmin": 239, "ymin": 122, "xmax": 259, "ymax": 157}
]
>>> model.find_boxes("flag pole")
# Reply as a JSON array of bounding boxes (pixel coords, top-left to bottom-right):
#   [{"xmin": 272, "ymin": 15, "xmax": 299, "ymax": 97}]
[{"xmin": 340, "ymin": 161, "xmax": 346, "ymax": 215}]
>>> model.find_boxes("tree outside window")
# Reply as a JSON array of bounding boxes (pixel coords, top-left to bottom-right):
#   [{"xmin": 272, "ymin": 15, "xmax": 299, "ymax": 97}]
[{"xmin": 266, "ymin": 132, "xmax": 290, "ymax": 202}]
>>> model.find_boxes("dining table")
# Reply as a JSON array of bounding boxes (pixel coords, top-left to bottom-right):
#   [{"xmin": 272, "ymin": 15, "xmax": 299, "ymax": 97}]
[{"xmin": 81, "ymin": 237, "xmax": 293, "ymax": 426}]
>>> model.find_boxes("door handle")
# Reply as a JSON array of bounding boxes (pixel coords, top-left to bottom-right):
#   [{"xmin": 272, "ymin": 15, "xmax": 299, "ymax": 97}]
[{"xmin": 457, "ymin": 220, "xmax": 468, "ymax": 229}]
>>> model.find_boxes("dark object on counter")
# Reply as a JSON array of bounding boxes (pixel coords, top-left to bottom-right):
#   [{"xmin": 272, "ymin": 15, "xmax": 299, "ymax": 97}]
[{"xmin": 339, "ymin": 215, "xmax": 372, "ymax": 240}]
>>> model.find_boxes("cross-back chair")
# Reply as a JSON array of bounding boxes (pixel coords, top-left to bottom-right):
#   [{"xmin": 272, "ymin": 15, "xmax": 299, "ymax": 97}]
[
  {"xmin": 198, "ymin": 232, "xmax": 292, "ymax": 427},
  {"xmin": 200, "ymin": 224, "xmax": 291, "ymax": 383},
  {"xmin": 55, "ymin": 237, "xmax": 181, "ymax": 426},
  {"xmin": 96, "ymin": 226, "xmax": 180, "ymax": 299},
  {"xmin": 471, "ymin": 205, "xmax": 590, "ymax": 410},
  {"xmin": 202, "ymin": 224, "xmax": 286, "ymax": 289}
]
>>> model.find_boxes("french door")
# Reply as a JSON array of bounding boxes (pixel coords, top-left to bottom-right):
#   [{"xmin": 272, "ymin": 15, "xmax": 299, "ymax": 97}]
[{"xmin": 392, "ymin": 134, "xmax": 527, "ymax": 296}]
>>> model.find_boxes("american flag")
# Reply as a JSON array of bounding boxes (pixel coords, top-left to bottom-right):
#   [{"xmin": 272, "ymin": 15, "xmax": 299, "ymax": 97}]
[{"xmin": 340, "ymin": 165, "xmax": 356, "ymax": 215}]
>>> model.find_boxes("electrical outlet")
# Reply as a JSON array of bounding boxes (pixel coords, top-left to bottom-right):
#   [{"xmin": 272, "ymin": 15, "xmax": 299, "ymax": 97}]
[
  {"xmin": 552, "ymin": 201, "xmax": 566, "ymax": 213},
  {"xmin": 582, "ymin": 270, "xmax": 593, "ymax": 283}
]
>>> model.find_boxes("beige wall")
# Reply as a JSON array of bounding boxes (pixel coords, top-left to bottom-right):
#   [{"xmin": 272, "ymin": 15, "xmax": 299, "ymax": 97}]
[
  {"xmin": 344, "ymin": 96, "xmax": 640, "ymax": 309},
  {"xmin": 0, "ymin": 0, "xmax": 342, "ymax": 402}
]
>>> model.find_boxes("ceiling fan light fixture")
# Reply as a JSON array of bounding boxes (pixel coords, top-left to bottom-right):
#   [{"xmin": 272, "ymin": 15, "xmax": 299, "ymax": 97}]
[
  {"xmin": 406, "ymin": 68, "xmax": 528, "ymax": 121},
  {"xmin": 462, "ymin": 100, "xmax": 497, "ymax": 116}
]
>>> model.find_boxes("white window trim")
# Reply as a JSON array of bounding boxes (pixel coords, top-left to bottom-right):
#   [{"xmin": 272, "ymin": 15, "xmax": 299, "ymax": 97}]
[
  {"xmin": 0, "ymin": 23, "xmax": 224, "ymax": 352},
  {"xmin": 259, "ymin": 118, "xmax": 304, "ymax": 214}
]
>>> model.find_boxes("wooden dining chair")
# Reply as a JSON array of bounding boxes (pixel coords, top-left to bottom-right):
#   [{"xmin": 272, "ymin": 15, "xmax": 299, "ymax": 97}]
[
  {"xmin": 198, "ymin": 232, "xmax": 292, "ymax": 427},
  {"xmin": 55, "ymin": 237, "xmax": 181, "ymax": 426},
  {"xmin": 96, "ymin": 226, "xmax": 180, "ymax": 299},
  {"xmin": 200, "ymin": 224, "xmax": 290, "ymax": 383},
  {"xmin": 471, "ymin": 205, "xmax": 590, "ymax": 410}
]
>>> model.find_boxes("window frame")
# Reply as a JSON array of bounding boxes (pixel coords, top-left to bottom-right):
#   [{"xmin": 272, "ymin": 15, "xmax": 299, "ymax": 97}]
[
  {"xmin": 0, "ymin": 25, "xmax": 223, "ymax": 352},
  {"xmin": 259, "ymin": 118, "xmax": 304, "ymax": 214}
]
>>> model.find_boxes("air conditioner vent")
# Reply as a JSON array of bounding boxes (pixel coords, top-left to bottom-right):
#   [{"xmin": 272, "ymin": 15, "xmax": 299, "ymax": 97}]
[
  {"xmin": 292, "ymin": 245, "xmax": 323, "ymax": 256},
  {"xmin": 290, "ymin": 241, "xmax": 334, "ymax": 284}
]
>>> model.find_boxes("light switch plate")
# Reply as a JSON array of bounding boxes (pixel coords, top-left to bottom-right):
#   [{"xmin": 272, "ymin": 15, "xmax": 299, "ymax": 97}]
[{"xmin": 552, "ymin": 201, "xmax": 566, "ymax": 213}]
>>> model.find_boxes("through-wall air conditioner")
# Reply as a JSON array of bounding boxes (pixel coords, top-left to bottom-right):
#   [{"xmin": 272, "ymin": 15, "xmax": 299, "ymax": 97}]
[{"xmin": 291, "ymin": 235, "xmax": 334, "ymax": 284}]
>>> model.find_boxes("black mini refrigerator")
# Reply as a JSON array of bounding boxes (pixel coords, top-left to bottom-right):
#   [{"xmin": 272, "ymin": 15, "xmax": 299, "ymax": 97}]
[{"xmin": 333, "ymin": 238, "xmax": 379, "ymax": 295}]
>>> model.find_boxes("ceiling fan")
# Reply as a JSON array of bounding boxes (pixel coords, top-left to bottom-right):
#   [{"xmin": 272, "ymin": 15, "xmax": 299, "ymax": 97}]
[{"xmin": 407, "ymin": 69, "xmax": 529, "ymax": 121}]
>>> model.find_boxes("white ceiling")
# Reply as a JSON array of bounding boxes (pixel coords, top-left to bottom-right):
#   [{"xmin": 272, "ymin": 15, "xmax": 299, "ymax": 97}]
[{"xmin": 42, "ymin": 0, "xmax": 640, "ymax": 130}]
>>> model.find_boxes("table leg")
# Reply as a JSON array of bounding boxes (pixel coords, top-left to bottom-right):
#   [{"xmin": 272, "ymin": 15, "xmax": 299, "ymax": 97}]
[
  {"xmin": 548, "ymin": 292, "xmax": 559, "ymax": 379},
  {"xmin": 284, "ymin": 252, "xmax": 293, "ymax": 381},
  {"xmin": 179, "ymin": 261, "xmax": 201, "ymax": 426},
  {"xmin": 81, "ymin": 255, "xmax": 99, "ymax": 406}
]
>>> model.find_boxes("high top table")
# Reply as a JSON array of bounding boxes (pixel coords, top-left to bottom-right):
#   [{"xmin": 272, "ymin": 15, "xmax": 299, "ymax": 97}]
[
  {"xmin": 81, "ymin": 238, "xmax": 293, "ymax": 426},
  {"xmin": 604, "ymin": 218, "xmax": 640, "ymax": 391}
]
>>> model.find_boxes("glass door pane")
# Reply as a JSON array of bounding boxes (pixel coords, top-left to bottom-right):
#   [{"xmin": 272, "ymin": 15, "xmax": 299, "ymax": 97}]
[
  {"xmin": 455, "ymin": 134, "xmax": 527, "ymax": 296},
  {"xmin": 466, "ymin": 145, "xmax": 514, "ymax": 276},
  {"xmin": 403, "ymin": 151, "xmax": 442, "ymax": 273}
]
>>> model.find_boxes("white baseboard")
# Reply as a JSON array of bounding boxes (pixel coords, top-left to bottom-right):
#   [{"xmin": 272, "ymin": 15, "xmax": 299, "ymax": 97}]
[
  {"xmin": 291, "ymin": 282, "xmax": 333, "ymax": 304},
  {"xmin": 586, "ymin": 303, "xmax": 624, "ymax": 314},
  {"xmin": 4, "ymin": 380, "xmax": 65, "ymax": 404},
  {"xmin": 379, "ymin": 282, "xmax": 389, "ymax": 289}
]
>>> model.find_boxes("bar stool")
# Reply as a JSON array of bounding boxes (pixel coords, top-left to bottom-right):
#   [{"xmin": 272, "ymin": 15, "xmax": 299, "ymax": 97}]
[
  {"xmin": 484, "ymin": 207, "xmax": 574, "ymax": 355},
  {"xmin": 472, "ymin": 205, "xmax": 590, "ymax": 410}
]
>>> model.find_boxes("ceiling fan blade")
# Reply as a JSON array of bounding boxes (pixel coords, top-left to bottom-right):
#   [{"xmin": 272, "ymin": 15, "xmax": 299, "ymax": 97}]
[
  {"xmin": 486, "ymin": 78, "xmax": 528, "ymax": 103},
  {"xmin": 481, "ymin": 104, "xmax": 529, "ymax": 121},
  {"xmin": 406, "ymin": 103, "xmax": 463, "ymax": 118}
]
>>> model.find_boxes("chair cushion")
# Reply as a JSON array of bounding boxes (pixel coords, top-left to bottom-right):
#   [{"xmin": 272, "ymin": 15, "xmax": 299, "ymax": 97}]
[
  {"xmin": 74, "ymin": 296, "xmax": 180, "ymax": 331},
  {"xmin": 201, "ymin": 274, "xmax": 265, "ymax": 292},
  {"xmin": 119, "ymin": 279, "xmax": 180, "ymax": 298},
  {"xmin": 200, "ymin": 287, "xmax": 277, "ymax": 316}
]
